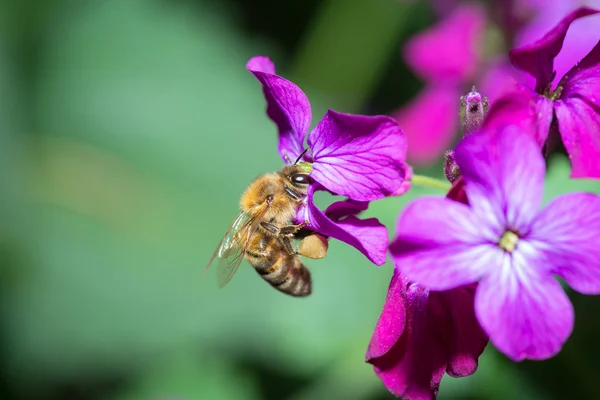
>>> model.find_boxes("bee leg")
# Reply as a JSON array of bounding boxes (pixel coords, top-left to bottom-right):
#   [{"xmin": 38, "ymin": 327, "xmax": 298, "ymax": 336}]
[
  {"xmin": 260, "ymin": 221, "xmax": 280, "ymax": 235},
  {"xmin": 280, "ymin": 236, "xmax": 297, "ymax": 255},
  {"xmin": 261, "ymin": 221, "xmax": 309, "ymax": 237},
  {"xmin": 279, "ymin": 221, "xmax": 309, "ymax": 237},
  {"xmin": 279, "ymin": 233, "xmax": 328, "ymax": 259}
]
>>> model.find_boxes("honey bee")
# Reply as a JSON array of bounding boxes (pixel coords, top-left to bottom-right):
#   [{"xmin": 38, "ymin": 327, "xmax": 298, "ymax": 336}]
[{"xmin": 206, "ymin": 155, "xmax": 329, "ymax": 297}]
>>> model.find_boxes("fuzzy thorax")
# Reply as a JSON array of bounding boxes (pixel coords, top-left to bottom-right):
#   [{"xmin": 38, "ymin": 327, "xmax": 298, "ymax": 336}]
[{"xmin": 240, "ymin": 173, "xmax": 300, "ymax": 227}]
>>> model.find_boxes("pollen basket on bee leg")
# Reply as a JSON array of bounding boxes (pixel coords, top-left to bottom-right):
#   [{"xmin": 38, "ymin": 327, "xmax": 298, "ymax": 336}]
[{"xmin": 298, "ymin": 234, "xmax": 328, "ymax": 260}]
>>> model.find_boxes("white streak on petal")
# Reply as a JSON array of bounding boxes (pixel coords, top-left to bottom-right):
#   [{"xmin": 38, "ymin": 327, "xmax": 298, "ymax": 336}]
[{"xmin": 475, "ymin": 248, "xmax": 574, "ymax": 361}]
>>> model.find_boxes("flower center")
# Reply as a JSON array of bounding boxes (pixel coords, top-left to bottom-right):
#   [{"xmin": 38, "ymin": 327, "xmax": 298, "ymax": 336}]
[
  {"xmin": 543, "ymin": 85, "xmax": 563, "ymax": 101},
  {"xmin": 499, "ymin": 230, "xmax": 519, "ymax": 253},
  {"xmin": 540, "ymin": 71, "xmax": 568, "ymax": 101}
]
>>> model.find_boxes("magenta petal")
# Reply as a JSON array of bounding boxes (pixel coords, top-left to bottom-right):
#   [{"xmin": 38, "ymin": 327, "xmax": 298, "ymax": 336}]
[
  {"xmin": 368, "ymin": 276, "xmax": 447, "ymax": 400},
  {"xmin": 366, "ymin": 269, "xmax": 406, "ymax": 360},
  {"xmin": 246, "ymin": 56, "xmax": 311, "ymax": 162},
  {"xmin": 532, "ymin": 94, "xmax": 554, "ymax": 145},
  {"xmin": 390, "ymin": 197, "xmax": 493, "ymax": 291},
  {"xmin": 392, "ymin": 86, "xmax": 460, "ymax": 166},
  {"xmin": 403, "ymin": 3, "xmax": 486, "ymax": 83},
  {"xmin": 555, "ymin": 99, "xmax": 600, "ymax": 178},
  {"xmin": 530, "ymin": 193, "xmax": 600, "ymax": 294},
  {"xmin": 477, "ymin": 57, "xmax": 529, "ymax": 102},
  {"xmin": 510, "ymin": 7, "xmax": 599, "ymax": 89},
  {"xmin": 324, "ymin": 199, "xmax": 369, "ymax": 221},
  {"xmin": 555, "ymin": 41, "xmax": 600, "ymax": 178},
  {"xmin": 454, "ymin": 126, "xmax": 546, "ymax": 232},
  {"xmin": 368, "ymin": 274, "xmax": 487, "ymax": 398},
  {"xmin": 517, "ymin": 4, "xmax": 600, "ymax": 90},
  {"xmin": 447, "ymin": 177, "xmax": 468, "ymax": 205},
  {"xmin": 246, "ymin": 55, "xmax": 276, "ymax": 74},
  {"xmin": 561, "ymin": 40, "xmax": 600, "ymax": 109},
  {"xmin": 475, "ymin": 260, "xmax": 574, "ymax": 361},
  {"xmin": 483, "ymin": 84, "xmax": 553, "ymax": 146},
  {"xmin": 308, "ymin": 110, "xmax": 408, "ymax": 202},
  {"xmin": 391, "ymin": 165, "xmax": 413, "ymax": 197},
  {"xmin": 431, "ymin": 286, "xmax": 488, "ymax": 377},
  {"xmin": 303, "ymin": 185, "xmax": 388, "ymax": 265}
]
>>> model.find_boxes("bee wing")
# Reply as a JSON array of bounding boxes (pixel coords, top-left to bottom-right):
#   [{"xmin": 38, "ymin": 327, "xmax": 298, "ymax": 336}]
[
  {"xmin": 205, "ymin": 212, "xmax": 248, "ymax": 274},
  {"xmin": 205, "ymin": 202, "xmax": 271, "ymax": 288},
  {"xmin": 215, "ymin": 215, "xmax": 261, "ymax": 288}
]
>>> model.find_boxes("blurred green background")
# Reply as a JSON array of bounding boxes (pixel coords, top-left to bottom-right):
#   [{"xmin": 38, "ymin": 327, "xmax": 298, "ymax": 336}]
[{"xmin": 1, "ymin": 0, "xmax": 600, "ymax": 399}]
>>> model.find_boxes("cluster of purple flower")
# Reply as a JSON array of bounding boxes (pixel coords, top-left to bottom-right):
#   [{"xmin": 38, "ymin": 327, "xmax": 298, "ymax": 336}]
[{"xmin": 246, "ymin": 4, "xmax": 600, "ymax": 400}]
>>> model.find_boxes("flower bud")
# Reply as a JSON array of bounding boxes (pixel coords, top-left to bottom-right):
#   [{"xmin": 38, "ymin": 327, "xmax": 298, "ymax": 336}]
[
  {"xmin": 460, "ymin": 86, "xmax": 489, "ymax": 136},
  {"xmin": 444, "ymin": 150, "xmax": 460, "ymax": 183}
]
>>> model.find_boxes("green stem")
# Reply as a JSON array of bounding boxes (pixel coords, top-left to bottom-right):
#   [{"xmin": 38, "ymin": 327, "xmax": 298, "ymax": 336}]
[{"xmin": 411, "ymin": 174, "xmax": 451, "ymax": 192}]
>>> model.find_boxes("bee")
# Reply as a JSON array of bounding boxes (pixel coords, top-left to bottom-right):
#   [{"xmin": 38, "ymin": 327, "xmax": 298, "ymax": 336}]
[{"xmin": 206, "ymin": 153, "xmax": 329, "ymax": 297}]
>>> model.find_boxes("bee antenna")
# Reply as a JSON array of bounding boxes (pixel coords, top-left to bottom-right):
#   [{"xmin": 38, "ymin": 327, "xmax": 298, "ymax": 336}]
[{"xmin": 294, "ymin": 149, "xmax": 309, "ymax": 165}]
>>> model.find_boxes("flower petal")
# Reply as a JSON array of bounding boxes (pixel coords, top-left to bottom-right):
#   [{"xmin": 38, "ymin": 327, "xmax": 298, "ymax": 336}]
[
  {"xmin": 366, "ymin": 269, "xmax": 406, "ymax": 360},
  {"xmin": 431, "ymin": 286, "xmax": 488, "ymax": 377},
  {"xmin": 516, "ymin": 4, "xmax": 600, "ymax": 90},
  {"xmin": 324, "ymin": 198, "xmax": 369, "ymax": 221},
  {"xmin": 392, "ymin": 85, "xmax": 460, "ymax": 166},
  {"xmin": 246, "ymin": 56, "xmax": 311, "ymax": 162},
  {"xmin": 483, "ymin": 84, "xmax": 553, "ymax": 146},
  {"xmin": 446, "ymin": 177, "xmax": 468, "ymax": 205},
  {"xmin": 561, "ymin": 39, "xmax": 600, "ymax": 108},
  {"xmin": 477, "ymin": 57, "xmax": 528, "ymax": 102},
  {"xmin": 510, "ymin": 7, "xmax": 599, "ymax": 90},
  {"xmin": 555, "ymin": 41, "xmax": 600, "ymax": 178},
  {"xmin": 529, "ymin": 193, "xmax": 600, "ymax": 294},
  {"xmin": 555, "ymin": 98, "xmax": 600, "ymax": 178},
  {"xmin": 368, "ymin": 274, "xmax": 488, "ymax": 398},
  {"xmin": 308, "ymin": 110, "xmax": 408, "ymax": 202},
  {"xmin": 475, "ymin": 251, "xmax": 574, "ymax": 361},
  {"xmin": 390, "ymin": 197, "xmax": 494, "ymax": 291},
  {"xmin": 454, "ymin": 125, "xmax": 546, "ymax": 232},
  {"xmin": 368, "ymin": 277, "xmax": 447, "ymax": 400},
  {"xmin": 403, "ymin": 3, "xmax": 486, "ymax": 83},
  {"xmin": 246, "ymin": 55, "xmax": 276, "ymax": 74},
  {"xmin": 391, "ymin": 164, "xmax": 413, "ymax": 197},
  {"xmin": 301, "ymin": 185, "xmax": 388, "ymax": 265}
]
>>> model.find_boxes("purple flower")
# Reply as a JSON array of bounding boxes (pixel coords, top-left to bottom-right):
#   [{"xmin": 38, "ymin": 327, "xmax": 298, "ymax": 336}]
[
  {"xmin": 297, "ymin": 186, "xmax": 389, "ymax": 265},
  {"xmin": 247, "ymin": 56, "xmax": 408, "ymax": 201},
  {"xmin": 393, "ymin": 3, "xmax": 487, "ymax": 165},
  {"xmin": 247, "ymin": 56, "xmax": 408, "ymax": 265},
  {"xmin": 390, "ymin": 124, "xmax": 600, "ymax": 361},
  {"xmin": 485, "ymin": 7, "xmax": 600, "ymax": 178},
  {"xmin": 515, "ymin": 0, "xmax": 600, "ymax": 89},
  {"xmin": 392, "ymin": 2, "xmax": 595, "ymax": 167},
  {"xmin": 367, "ymin": 183, "xmax": 487, "ymax": 399}
]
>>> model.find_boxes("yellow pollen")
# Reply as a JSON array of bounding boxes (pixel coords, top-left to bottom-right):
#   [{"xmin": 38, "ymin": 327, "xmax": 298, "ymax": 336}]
[{"xmin": 499, "ymin": 231, "xmax": 519, "ymax": 252}]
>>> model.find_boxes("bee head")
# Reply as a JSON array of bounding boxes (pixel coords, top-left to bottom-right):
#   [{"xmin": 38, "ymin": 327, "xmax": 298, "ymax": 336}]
[
  {"xmin": 289, "ymin": 172, "xmax": 311, "ymax": 188},
  {"xmin": 280, "ymin": 163, "xmax": 313, "ymax": 193}
]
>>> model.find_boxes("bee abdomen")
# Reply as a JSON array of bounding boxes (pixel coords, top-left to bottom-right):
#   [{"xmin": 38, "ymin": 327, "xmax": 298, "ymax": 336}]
[
  {"xmin": 283, "ymin": 259, "xmax": 312, "ymax": 297},
  {"xmin": 252, "ymin": 255, "xmax": 311, "ymax": 297}
]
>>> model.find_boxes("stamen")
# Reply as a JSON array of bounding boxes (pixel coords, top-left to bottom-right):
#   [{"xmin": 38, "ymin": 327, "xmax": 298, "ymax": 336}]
[
  {"xmin": 499, "ymin": 231, "xmax": 519, "ymax": 252},
  {"xmin": 541, "ymin": 71, "xmax": 566, "ymax": 101}
]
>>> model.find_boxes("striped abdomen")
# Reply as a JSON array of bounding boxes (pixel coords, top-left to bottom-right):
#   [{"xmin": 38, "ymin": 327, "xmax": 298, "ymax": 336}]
[{"xmin": 244, "ymin": 234, "xmax": 312, "ymax": 297}]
